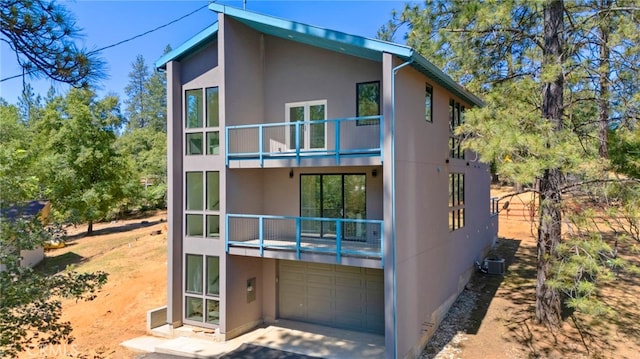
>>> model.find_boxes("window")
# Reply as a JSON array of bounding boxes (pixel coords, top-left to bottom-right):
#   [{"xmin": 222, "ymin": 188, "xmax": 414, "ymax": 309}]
[
  {"xmin": 449, "ymin": 99, "xmax": 465, "ymax": 159},
  {"xmin": 206, "ymin": 87, "xmax": 219, "ymax": 127},
  {"xmin": 185, "ymin": 255, "xmax": 220, "ymax": 325},
  {"xmin": 300, "ymin": 174, "xmax": 367, "ymax": 240},
  {"xmin": 285, "ymin": 101, "xmax": 327, "ymax": 150},
  {"xmin": 206, "ymin": 256, "xmax": 220, "ymax": 296},
  {"xmin": 186, "ymin": 172, "xmax": 203, "ymax": 211},
  {"xmin": 186, "ymin": 254, "xmax": 203, "ymax": 294},
  {"xmin": 186, "ymin": 133, "xmax": 203, "ymax": 155},
  {"xmin": 206, "ymin": 172, "xmax": 220, "ymax": 211},
  {"xmin": 185, "ymin": 87, "xmax": 220, "ymax": 156},
  {"xmin": 206, "ymin": 132, "xmax": 219, "ymax": 155},
  {"xmin": 449, "ymin": 173, "xmax": 465, "ymax": 231},
  {"xmin": 356, "ymin": 81, "xmax": 380, "ymax": 126},
  {"xmin": 206, "ymin": 215, "xmax": 220, "ymax": 238},
  {"xmin": 425, "ymin": 84, "xmax": 433, "ymax": 122},
  {"xmin": 186, "ymin": 214, "xmax": 203, "ymax": 236},
  {"xmin": 186, "ymin": 171, "xmax": 220, "ymax": 239},
  {"xmin": 186, "ymin": 89, "xmax": 203, "ymax": 128}
]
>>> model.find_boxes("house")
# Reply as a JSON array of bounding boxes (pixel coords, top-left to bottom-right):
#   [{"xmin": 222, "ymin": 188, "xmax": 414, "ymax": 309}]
[
  {"xmin": 153, "ymin": 4, "xmax": 498, "ymax": 358},
  {"xmin": 0, "ymin": 200, "xmax": 50, "ymax": 270}
]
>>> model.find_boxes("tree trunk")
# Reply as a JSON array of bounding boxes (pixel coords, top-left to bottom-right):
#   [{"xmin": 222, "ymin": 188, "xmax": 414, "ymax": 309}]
[
  {"xmin": 87, "ymin": 220, "xmax": 93, "ymax": 236},
  {"xmin": 598, "ymin": 0, "xmax": 611, "ymax": 159},
  {"xmin": 536, "ymin": 0, "xmax": 565, "ymax": 327}
]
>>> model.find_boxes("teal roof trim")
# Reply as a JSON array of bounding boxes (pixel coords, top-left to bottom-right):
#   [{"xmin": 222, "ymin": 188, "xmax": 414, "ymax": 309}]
[
  {"xmin": 208, "ymin": 4, "xmax": 413, "ymax": 62},
  {"xmin": 155, "ymin": 22, "xmax": 218, "ymax": 69},
  {"xmin": 408, "ymin": 52, "xmax": 484, "ymax": 107},
  {"xmin": 156, "ymin": 5, "xmax": 483, "ymax": 107},
  {"xmin": 209, "ymin": 4, "xmax": 482, "ymax": 107}
]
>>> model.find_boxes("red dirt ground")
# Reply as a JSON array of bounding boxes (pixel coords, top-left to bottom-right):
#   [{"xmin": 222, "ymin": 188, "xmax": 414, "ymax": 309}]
[{"xmin": 20, "ymin": 191, "xmax": 640, "ymax": 358}]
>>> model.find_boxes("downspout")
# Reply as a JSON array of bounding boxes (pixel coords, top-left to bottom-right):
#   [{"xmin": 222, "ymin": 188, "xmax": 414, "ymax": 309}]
[{"xmin": 391, "ymin": 58, "xmax": 413, "ymax": 359}]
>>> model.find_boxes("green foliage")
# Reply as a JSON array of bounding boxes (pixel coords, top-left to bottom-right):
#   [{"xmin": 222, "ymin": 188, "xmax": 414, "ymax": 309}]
[
  {"xmin": 0, "ymin": 218, "xmax": 108, "ymax": 357},
  {"xmin": 117, "ymin": 52, "xmax": 169, "ymax": 209},
  {"xmin": 124, "ymin": 54, "xmax": 167, "ymax": 132},
  {"xmin": 0, "ymin": 101, "xmax": 39, "ymax": 205},
  {"xmin": 40, "ymin": 88, "xmax": 134, "ymax": 232},
  {"xmin": 609, "ymin": 127, "xmax": 640, "ymax": 179},
  {"xmin": 0, "ymin": 0, "xmax": 104, "ymax": 86},
  {"xmin": 381, "ymin": 0, "xmax": 639, "ymax": 324}
]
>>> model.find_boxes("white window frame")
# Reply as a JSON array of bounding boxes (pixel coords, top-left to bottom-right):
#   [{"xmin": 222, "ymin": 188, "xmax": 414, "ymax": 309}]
[{"xmin": 285, "ymin": 100, "xmax": 327, "ymax": 151}]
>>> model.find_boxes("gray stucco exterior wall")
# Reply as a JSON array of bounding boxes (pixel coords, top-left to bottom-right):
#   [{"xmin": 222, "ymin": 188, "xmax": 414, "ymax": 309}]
[{"xmin": 161, "ymin": 10, "xmax": 497, "ymax": 358}]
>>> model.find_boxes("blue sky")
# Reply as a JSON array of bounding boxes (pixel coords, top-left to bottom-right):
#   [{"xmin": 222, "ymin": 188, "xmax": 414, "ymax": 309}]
[{"xmin": 0, "ymin": 0, "xmax": 412, "ymax": 106}]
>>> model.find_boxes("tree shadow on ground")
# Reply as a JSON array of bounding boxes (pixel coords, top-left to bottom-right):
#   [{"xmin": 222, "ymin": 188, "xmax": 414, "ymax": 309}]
[
  {"xmin": 66, "ymin": 219, "xmax": 163, "ymax": 241},
  {"xmin": 423, "ymin": 238, "xmax": 521, "ymax": 358},
  {"xmin": 36, "ymin": 251, "xmax": 85, "ymax": 275},
  {"xmin": 494, "ymin": 231, "xmax": 640, "ymax": 359}
]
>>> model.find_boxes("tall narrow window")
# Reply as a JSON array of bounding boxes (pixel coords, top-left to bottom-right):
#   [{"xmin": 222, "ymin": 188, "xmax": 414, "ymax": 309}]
[
  {"xmin": 449, "ymin": 99, "xmax": 465, "ymax": 159},
  {"xmin": 186, "ymin": 254, "xmax": 203, "ymax": 294},
  {"xmin": 206, "ymin": 256, "xmax": 220, "ymax": 296},
  {"xmin": 186, "ymin": 172, "xmax": 203, "ymax": 210},
  {"xmin": 186, "ymin": 89, "xmax": 203, "ymax": 128},
  {"xmin": 206, "ymin": 87, "xmax": 219, "ymax": 127},
  {"xmin": 206, "ymin": 172, "xmax": 220, "ymax": 211},
  {"xmin": 425, "ymin": 84, "xmax": 433, "ymax": 122},
  {"xmin": 356, "ymin": 81, "xmax": 380, "ymax": 126},
  {"xmin": 448, "ymin": 173, "xmax": 465, "ymax": 231}
]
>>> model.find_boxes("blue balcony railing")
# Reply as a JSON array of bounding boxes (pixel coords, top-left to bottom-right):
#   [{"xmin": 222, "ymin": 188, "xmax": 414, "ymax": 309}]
[
  {"xmin": 225, "ymin": 116, "xmax": 383, "ymax": 166},
  {"xmin": 226, "ymin": 214, "xmax": 384, "ymax": 262}
]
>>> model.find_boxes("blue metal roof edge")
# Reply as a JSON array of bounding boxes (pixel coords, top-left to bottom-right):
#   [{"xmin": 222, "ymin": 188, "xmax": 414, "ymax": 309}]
[
  {"xmin": 209, "ymin": 4, "xmax": 413, "ymax": 58},
  {"xmin": 210, "ymin": 4, "xmax": 482, "ymax": 107},
  {"xmin": 155, "ymin": 22, "xmax": 219, "ymax": 70},
  {"xmin": 409, "ymin": 52, "xmax": 484, "ymax": 107},
  {"xmin": 158, "ymin": 4, "xmax": 483, "ymax": 107}
]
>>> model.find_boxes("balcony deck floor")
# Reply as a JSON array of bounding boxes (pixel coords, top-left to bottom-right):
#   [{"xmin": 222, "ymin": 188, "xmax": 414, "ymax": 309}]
[{"xmin": 228, "ymin": 235, "xmax": 382, "ymax": 258}]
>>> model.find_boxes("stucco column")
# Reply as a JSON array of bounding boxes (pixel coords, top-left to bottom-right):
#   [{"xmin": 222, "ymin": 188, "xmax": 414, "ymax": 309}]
[
  {"xmin": 382, "ymin": 52, "xmax": 396, "ymax": 359},
  {"xmin": 166, "ymin": 60, "xmax": 184, "ymax": 327}
]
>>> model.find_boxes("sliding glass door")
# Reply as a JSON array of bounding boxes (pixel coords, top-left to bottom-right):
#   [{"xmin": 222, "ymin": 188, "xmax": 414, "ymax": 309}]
[{"xmin": 300, "ymin": 174, "xmax": 366, "ymax": 240}]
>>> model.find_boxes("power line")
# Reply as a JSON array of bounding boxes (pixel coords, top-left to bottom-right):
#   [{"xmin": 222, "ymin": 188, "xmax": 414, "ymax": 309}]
[
  {"xmin": 0, "ymin": 3, "xmax": 209, "ymax": 83},
  {"xmin": 88, "ymin": 3, "xmax": 208, "ymax": 55}
]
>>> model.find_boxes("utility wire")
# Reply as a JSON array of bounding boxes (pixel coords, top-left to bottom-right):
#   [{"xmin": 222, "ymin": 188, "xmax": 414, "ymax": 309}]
[
  {"xmin": 0, "ymin": 3, "xmax": 209, "ymax": 82},
  {"xmin": 88, "ymin": 3, "xmax": 208, "ymax": 54}
]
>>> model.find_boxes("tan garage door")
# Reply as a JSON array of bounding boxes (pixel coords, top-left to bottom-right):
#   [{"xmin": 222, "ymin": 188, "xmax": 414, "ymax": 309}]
[{"xmin": 278, "ymin": 260, "xmax": 384, "ymax": 334}]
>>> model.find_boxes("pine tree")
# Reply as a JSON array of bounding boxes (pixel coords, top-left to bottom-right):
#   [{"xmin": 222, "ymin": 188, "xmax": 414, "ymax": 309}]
[
  {"xmin": 124, "ymin": 55, "xmax": 150, "ymax": 130},
  {"xmin": 1, "ymin": 0, "xmax": 104, "ymax": 86},
  {"xmin": 380, "ymin": 0, "xmax": 640, "ymax": 326}
]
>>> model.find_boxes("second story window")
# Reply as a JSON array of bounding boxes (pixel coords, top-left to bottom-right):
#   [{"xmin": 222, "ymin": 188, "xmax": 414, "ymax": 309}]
[
  {"xmin": 425, "ymin": 84, "xmax": 433, "ymax": 122},
  {"xmin": 185, "ymin": 87, "xmax": 220, "ymax": 156},
  {"xmin": 356, "ymin": 81, "xmax": 380, "ymax": 126},
  {"xmin": 449, "ymin": 99, "xmax": 465, "ymax": 159}
]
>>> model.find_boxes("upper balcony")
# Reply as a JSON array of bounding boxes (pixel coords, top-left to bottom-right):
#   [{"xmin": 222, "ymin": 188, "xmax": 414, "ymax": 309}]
[{"xmin": 225, "ymin": 116, "xmax": 383, "ymax": 168}]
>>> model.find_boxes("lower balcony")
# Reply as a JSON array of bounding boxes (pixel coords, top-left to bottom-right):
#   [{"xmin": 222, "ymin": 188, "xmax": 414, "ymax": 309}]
[{"xmin": 226, "ymin": 214, "xmax": 384, "ymax": 268}]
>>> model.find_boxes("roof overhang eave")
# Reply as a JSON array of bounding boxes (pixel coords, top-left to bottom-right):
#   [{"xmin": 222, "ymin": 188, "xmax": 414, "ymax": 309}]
[{"xmin": 154, "ymin": 22, "xmax": 219, "ymax": 70}]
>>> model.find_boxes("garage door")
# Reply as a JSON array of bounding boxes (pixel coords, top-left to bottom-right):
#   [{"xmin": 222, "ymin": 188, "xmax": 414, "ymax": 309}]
[{"xmin": 278, "ymin": 261, "xmax": 384, "ymax": 334}]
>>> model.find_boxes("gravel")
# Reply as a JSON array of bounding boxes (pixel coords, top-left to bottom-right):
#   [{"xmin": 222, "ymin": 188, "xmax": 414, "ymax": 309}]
[{"xmin": 420, "ymin": 287, "xmax": 479, "ymax": 359}]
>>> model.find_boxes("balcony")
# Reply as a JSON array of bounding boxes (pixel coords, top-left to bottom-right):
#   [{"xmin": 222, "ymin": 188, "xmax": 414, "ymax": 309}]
[
  {"xmin": 225, "ymin": 116, "xmax": 383, "ymax": 168},
  {"xmin": 226, "ymin": 214, "xmax": 384, "ymax": 268}
]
